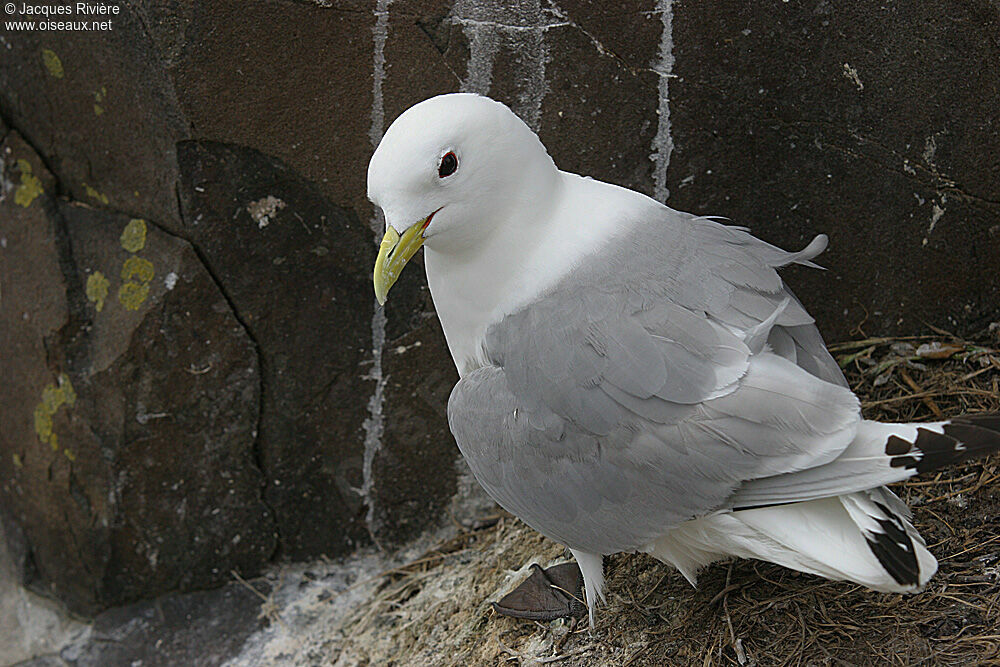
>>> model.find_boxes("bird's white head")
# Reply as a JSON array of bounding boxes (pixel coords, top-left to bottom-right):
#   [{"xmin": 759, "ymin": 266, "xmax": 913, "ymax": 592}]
[{"xmin": 368, "ymin": 93, "xmax": 557, "ymax": 304}]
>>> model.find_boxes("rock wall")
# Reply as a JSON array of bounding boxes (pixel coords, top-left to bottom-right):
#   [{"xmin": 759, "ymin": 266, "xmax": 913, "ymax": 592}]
[{"xmin": 1, "ymin": 0, "xmax": 998, "ymax": 616}]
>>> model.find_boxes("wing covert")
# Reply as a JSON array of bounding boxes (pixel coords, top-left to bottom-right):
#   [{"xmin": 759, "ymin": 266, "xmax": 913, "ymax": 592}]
[{"xmin": 448, "ymin": 213, "xmax": 860, "ymax": 553}]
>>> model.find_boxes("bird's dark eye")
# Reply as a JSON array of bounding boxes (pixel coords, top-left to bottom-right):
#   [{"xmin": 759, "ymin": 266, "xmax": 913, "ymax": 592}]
[{"xmin": 438, "ymin": 152, "xmax": 458, "ymax": 178}]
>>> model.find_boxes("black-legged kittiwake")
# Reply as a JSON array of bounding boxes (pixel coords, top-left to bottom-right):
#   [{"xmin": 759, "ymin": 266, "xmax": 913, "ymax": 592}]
[{"xmin": 366, "ymin": 93, "xmax": 1000, "ymax": 626}]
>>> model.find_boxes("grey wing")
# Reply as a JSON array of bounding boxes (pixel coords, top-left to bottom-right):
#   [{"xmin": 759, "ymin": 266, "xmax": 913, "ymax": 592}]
[
  {"xmin": 668, "ymin": 214, "xmax": 847, "ymax": 387},
  {"xmin": 448, "ymin": 223, "xmax": 861, "ymax": 554}
]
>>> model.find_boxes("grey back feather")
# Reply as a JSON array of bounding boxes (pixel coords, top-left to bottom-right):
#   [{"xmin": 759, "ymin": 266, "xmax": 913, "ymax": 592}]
[{"xmin": 448, "ymin": 209, "xmax": 858, "ymax": 554}]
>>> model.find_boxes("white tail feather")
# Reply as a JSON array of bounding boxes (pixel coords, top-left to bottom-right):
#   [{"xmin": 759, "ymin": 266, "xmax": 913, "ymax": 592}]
[{"xmin": 645, "ymin": 489, "xmax": 937, "ymax": 593}]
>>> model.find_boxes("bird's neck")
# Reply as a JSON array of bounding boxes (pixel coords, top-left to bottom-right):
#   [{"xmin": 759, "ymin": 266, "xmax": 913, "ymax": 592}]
[{"xmin": 425, "ymin": 172, "xmax": 656, "ymax": 376}]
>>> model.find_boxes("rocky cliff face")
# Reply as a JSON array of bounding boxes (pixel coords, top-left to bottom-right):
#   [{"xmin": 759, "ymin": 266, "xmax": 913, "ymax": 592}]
[{"xmin": 1, "ymin": 0, "xmax": 998, "ymax": 616}]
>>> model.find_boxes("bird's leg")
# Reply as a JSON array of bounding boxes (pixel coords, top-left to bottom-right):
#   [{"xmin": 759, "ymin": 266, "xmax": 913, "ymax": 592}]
[{"xmin": 570, "ymin": 549, "xmax": 605, "ymax": 628}]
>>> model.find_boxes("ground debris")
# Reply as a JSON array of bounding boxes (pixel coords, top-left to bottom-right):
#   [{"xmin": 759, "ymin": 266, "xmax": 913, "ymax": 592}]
[{"xmin": 275, "ymin": 330, "xmax": 1000, "ymax": 666}]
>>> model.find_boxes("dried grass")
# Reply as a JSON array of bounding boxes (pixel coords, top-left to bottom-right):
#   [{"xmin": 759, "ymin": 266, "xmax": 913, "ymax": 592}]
[{"xmin": 330, "ymin": 327, "xmax": 1000, "ymax": 666}]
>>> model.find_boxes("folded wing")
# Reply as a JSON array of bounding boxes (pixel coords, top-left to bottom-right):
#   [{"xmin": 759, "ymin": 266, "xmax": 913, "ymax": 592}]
[{"xmin": 448, "ymin": 210, "xmax": 861, "ymax": 554}]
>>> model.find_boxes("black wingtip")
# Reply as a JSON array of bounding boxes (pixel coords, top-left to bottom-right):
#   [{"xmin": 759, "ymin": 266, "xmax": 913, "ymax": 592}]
[
  {"xmin": 864, "ymin": 501, "xmax": 920, "ymax": 587},
  {"xmin": 951, "ymin": 413, "xmax": 1000, "ymax": 432},
  {"xmin": 886, "ymin": 413, "xmax": 1000, "ymax": 474}
]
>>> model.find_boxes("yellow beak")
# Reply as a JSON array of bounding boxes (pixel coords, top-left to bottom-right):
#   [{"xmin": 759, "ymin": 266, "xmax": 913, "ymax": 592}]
[{"xmin": 373, "ymin": 217, "xmax": 429, "ymax": 305}]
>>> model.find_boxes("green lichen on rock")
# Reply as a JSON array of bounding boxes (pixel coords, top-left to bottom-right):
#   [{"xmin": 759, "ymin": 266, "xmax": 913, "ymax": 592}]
[
  {"xmin": 83, "ymin": 183, "xmax": 109, "ymax": 204},
  {"xmin": 120, "ymin": 219, "xmax": 147, "ymax": 252},
  {"xmin": 33, "ymin": 374, "xmax": 76, "ymax": 450},
  {"xmin": 117, "ymin": 281, "xmax": 151, "ymax": 311},
  {"xmin": 121, "ymin": 256, "xmax": 154, "ymax": 283},
  {"xmin": 86, "ymin": 271, "xmax": 110, "ymax": 311},
  {"xmin": 93, "ymin": 86, "xmax": 107, "ymax": 115},
  {"xmin": 118, "ymin": 256, "xmax": 154, "ymax": 310},
  {"xmin": 14, "ymin": 158, "xmax": 43, "ymax": 207},
  {"xmin": 41, "ymin": 48, "xmax": 64, "ymax": 78}
]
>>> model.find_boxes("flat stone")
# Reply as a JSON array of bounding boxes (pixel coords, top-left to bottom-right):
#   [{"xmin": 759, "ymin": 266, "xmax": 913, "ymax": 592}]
[
  {"xmin": 61, "ymin": 579, "xmax": 269, "ymax": 667},
  {"xmin": 538, "ymin": 1, "xmax": 663, "ymax": 199},
  {"xmin": 0, "ymin": 135, "xmax": 90, "ymax": 663},
  {"xmin": 0, "ymin": 130, "xmax": 80, "ymax": 609},
  {"xmin": 381, "ymin": 1, "xmax": 459, "ymax": 129}
]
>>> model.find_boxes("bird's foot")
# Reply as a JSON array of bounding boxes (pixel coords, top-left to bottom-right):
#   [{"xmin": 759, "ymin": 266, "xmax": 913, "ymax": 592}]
[{"xmin": 492, "ymin": 562, "xmax": 587, "ymax": 621}]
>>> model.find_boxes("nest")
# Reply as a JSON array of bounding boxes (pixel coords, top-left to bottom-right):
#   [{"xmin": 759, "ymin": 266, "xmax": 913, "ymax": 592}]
[{"xmin": 328, "ymin": 327, "xmax": 1000, "ymax": 666}]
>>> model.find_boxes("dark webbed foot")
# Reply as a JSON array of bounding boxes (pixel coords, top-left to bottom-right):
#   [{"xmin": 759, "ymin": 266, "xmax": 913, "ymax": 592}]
[{"xmin": 492, "ymin": 562, "xmax": 586, "ymax": 621}]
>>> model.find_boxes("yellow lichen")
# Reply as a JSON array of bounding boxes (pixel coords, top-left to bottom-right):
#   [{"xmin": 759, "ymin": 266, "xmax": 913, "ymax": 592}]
[
  {"xmin": 118, "ymin": 281, "xmax": 150, "ymax": 311},
  {"xmin": 41, "ymin": 384, "xmax": 62, "ymax": 412},
  {"xmin": 32, "ymin": 374, "xmax": 75, "ymax": 450},
  {"xmin": 83, "ymin": 183, "xmax": 109, "ymax": 205},
  {"xmin": 41, "ymin": 48, "xmax": 64, "ymax": 78},
  {"xmin": 33, "ymin": 403, "xmax": 53, "ymax": 442},
  {"xmin": 86, "ymin": 271, "xmax": 110, "ymax": 312},
  {"xmin": 117, "ymin": 251, "xmax": 154, "ymax": 311},
  {"xmin": 121, "ymin": 256, "xmax": 154, "ymax": 283},
  {"xmin": 12, "ymin": 453, "xmax": 23, "ymax": 469},
  {"xmin": 64, "ymin": 449, "xmax": 76, "ymax": 462},
  {"xmin": 14, "ymin": 158, "xmax": 43, "ymax": 208},
  {"xmin": 62, "ymin": 375, "xmax": 77, "ymax": 406},
  {"xmin": 120, "ymin": 219, "xmax": 147, "ymax": 253},
  {"xmin": 93, "ymin": 86, "xmax": 106, "ymax": 116}
]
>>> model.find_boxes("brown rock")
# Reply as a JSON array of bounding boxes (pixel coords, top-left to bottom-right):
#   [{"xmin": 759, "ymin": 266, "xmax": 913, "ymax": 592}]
[
  {"xmin": 168, "ymin": 0, "xmax": 376, "ymax": 219},
  {"xmin": 61, "ymin": 579, "xmax": 271, "ymax": 667},
  {"xmin": 0, "ymin": 132, "xmax": 274, "ymax": 615},
  {"xmin": 0, "ymin": 3, "xmax": 188, "ymax": 229},
  {"xmin": 62, "ymin": 202, "xmax": 276, "ymax": 611},
  {"xmin": 666, "ymin": 1, "xmax": 1000, "ymax": 339},
  {"xmin": 373, "ymin": 313, "xmax": 459, "ymax": 546},
  {"xmin": 538, "ymin": 1, "xmax": 663, "ymax": 197},
  {"xmin": 0, "ymin": 131, "xmax": 76, "ymax": 599},
  {"xmin": 176, "ymin": 140, "xmax": 376, "ymax": 558}
]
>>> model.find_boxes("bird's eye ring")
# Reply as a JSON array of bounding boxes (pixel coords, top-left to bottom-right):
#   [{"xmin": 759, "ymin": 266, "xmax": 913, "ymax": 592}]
[{"xmin": 438, "ymin": 151, "xmax": 458, "ymax": 178}]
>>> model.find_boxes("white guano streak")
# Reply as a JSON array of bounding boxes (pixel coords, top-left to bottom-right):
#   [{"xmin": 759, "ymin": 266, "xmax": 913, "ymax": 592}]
[
  {"xmin": 362, "ymin": 0, "xmax": 391, "ymax": 536},
  {"xmin": 651, "ymin": 0, "xmax": 675, "ymax": 203},
  {"xmin": 453, "ymin": 0, "xmax": 550, "ymax": 131}
]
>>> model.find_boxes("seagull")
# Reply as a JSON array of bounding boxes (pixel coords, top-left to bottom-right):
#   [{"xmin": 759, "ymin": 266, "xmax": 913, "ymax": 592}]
[{"xmin": 367, "ymin": 93, "xmax": 1000, "ymax": 626}]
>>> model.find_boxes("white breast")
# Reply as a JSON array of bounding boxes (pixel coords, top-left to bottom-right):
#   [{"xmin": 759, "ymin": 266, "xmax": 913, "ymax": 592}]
[{"xmin": 424, "ymin": 171, "xmax": 660, "ymax": 376}]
